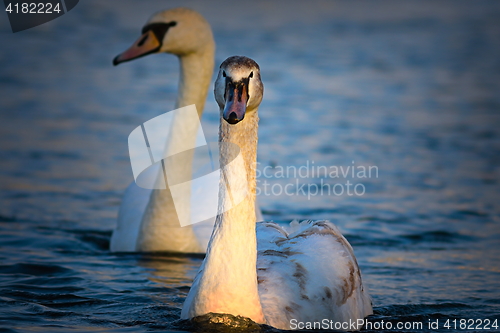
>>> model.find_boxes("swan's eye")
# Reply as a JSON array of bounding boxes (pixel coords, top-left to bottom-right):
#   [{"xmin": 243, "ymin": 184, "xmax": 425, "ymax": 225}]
[
  {"xmin": 222, "ymin": 71, "xmax": 226, "ymax": 78},
  {"xmin": 249, "ymin": 71, "xmax": 253, "ymax": 78},
  {"xmin": 169, "ymin": 21, "xmax": 177, "ymax": 27}
]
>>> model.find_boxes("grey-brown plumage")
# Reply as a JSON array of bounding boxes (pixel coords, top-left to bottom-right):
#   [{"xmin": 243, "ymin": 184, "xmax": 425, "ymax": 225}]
[{"xmin": 256, "ymin": 220, "xmax": 372, "ymax": 329}]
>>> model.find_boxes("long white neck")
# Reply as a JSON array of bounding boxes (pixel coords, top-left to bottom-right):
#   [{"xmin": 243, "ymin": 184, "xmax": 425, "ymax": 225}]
[
  {"xmin": 136, "ymin": 45, "xmax": 214, "ymax": 252},
  {"xmin": 175, "ymin": 47, "xmax": 214, "ymax": 113},
  {"xmin": 181, "ymin": 110, "xmax": 266, "ymax": 323}
]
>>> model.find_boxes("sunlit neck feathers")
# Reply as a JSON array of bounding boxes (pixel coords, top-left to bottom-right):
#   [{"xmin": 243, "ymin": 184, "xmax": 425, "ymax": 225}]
[{"xmin": 181, "ymin": 56, "xmax": 266, "ymax": 323}]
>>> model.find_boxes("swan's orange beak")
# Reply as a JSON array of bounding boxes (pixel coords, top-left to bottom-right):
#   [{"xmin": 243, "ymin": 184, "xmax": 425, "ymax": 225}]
[
  {"xmin": 113, "ymin": 30, "xmax": 161, "ymax": 66},
  {"xmin": 223, "ymin": 81, "xmax": 248, "ymax": 125}
]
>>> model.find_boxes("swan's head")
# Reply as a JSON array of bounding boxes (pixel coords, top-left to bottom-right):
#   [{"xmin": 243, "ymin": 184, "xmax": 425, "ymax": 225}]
[
  {"xmin": 113, "ymin": 8, "xmax": 214, "ymax": 65},
  {"xmin": 215, "ymin": 56, "xmax": 263, "ymax": 125}
]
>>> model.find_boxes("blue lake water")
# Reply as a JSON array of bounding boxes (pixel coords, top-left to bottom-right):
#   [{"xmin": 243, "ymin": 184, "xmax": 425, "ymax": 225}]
[{"xmin": 0, "ymin": 1, "xmax": 499, "ymax": 332}]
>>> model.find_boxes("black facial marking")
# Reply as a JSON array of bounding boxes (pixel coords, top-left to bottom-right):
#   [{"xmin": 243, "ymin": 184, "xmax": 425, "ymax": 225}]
[
  {"xmin": 113, "ymin": 21, "xmax": 177, "ymax": 66},
  {"xmin": 137, "ymin": 34, "xmax": 148, "ymax": 47},
  {"xmin": 141, "ymin": 21, "xmax": 177, "ymax": 42},
  {"xmin": 224, "ymin": 76, "xmax": 250, "ymax": 103}
]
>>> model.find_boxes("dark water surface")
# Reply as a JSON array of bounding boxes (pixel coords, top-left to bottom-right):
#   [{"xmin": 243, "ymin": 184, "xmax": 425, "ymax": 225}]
[{"xmin": 1, "ymin": 1, "xmax": 499, "ymax": 332}]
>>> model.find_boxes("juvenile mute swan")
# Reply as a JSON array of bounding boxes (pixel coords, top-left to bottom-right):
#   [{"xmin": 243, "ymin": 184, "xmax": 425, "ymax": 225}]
[
  {"xmin": 111, "ymin": 8, "xmax": 262, "ymax": 253},
  {"xmin": 181, "ymin": 56, "xmax": 373, "ymax": 330}
]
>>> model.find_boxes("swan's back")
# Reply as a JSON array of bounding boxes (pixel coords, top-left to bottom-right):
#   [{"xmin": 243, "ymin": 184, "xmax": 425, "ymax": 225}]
[{"xmin": 256, "ymin": 220, "xmax": 372, "ymax": 330}]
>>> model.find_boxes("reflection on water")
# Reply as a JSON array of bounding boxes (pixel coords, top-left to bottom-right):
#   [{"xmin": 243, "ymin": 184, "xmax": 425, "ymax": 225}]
[
  {"xmin": 0, "ymin": 0, "xmax": 500, "ymax": 332},
  {"xmin": 138, "ymin": 254, "xmax": 201, "ymax": 286}
]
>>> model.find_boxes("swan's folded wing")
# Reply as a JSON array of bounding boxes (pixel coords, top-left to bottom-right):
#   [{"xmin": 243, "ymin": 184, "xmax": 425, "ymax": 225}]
[{"xmin": 256, "ymin": 220, "xmax": 372, "ymax": 330}]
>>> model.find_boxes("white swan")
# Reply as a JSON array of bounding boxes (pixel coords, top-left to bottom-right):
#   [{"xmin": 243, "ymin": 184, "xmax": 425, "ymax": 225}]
[
  {"xmin": 181, "ymin": 56, "xmax": 373, "ymax": 330},
  {"xmin": 111, "ymin": 8, "xmax": 263, "ymax": 253}
]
